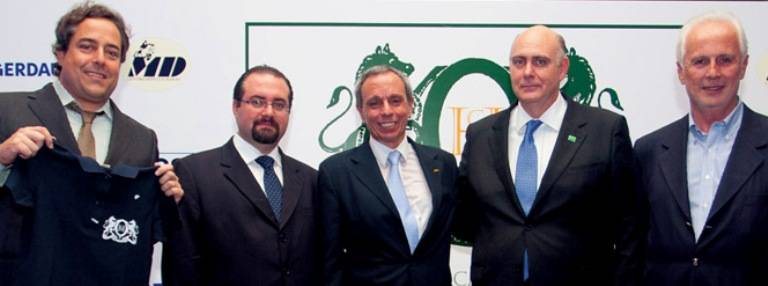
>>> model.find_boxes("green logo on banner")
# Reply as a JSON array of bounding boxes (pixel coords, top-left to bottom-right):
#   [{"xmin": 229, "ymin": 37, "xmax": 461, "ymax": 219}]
[{"xmin": 318, "ymin": 44, "xmax": 622, "ymax": 154}]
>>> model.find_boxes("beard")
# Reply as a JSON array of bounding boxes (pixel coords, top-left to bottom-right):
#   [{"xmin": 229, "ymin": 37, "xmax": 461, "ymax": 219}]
[{"xmin": 251, "ymin": 117, "xmax": 281, "ymax": 144}]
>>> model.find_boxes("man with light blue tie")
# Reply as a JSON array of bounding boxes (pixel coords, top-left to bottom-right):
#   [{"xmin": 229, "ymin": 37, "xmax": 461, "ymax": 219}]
[
  {"xmin": 318, "ymin": 65, "xmax": 459, "ymax": 286},
  {"xmin": 453, "ymin": 25, "xmax": 643, "ymax": 286}
]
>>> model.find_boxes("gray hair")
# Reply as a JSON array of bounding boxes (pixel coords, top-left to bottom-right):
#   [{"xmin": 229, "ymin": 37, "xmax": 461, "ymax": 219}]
[
  {"xmin": 354, "ymin": 65, "xmax": 415, "ymax": 109},
  {"xmin": 677, "ymin": 11, "xmax": 748, "ymax": 64}
]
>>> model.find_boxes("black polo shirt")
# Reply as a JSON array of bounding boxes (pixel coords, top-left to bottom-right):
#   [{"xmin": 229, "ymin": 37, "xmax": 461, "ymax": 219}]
[{"xmin": 6, "ymin": 144, "xmax": 172, "ymax": 286}]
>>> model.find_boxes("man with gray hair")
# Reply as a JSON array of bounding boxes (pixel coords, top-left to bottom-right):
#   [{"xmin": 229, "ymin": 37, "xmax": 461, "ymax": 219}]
[
  {"xmin": 634, "ymin": 11, "xmax": 768, "ymax": 285},
  {"xmin": 318, "ymin": 65, "xmax": 458, "ymax": 285}
]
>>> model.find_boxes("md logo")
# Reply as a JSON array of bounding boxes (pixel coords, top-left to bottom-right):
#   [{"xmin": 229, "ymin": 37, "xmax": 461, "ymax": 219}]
[{"xmin": 123, "ymin": 38, "xmax": 189, "ymax": 91}]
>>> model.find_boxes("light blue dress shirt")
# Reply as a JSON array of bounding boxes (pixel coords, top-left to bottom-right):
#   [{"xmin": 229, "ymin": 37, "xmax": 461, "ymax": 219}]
[{"xmin": 686, "ymin": 102, "xmax": 743, "ymax": 242}]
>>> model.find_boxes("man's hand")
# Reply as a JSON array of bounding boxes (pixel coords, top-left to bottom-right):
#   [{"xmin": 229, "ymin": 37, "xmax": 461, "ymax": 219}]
[
  {"xmin": 0, "ymin": 126, "xmax": 55, "ymax": 165},
  {"xmin": 155, "ymin": 162, "xmax": 184, "ymax": 203}
]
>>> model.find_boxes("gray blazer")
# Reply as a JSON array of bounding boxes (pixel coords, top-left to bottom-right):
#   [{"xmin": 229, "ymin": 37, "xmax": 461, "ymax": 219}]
[{"xmin": 0, "ymin": 83, "xmax": 159, "ymax": 283}]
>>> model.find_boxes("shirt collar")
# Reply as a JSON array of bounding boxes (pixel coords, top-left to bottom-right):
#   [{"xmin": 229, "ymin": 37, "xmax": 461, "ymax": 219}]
[
  {"xmin": 232, "ymin": 133, "xmax": 282, "ymax": 168},
  {"xmin": 53, "ymin": 78, "xmax": 113, "ymax": 120},
  {"xmin": 369, "ymin": 136, "xmax": 412, "ymax": 169},
  {"xmin": 688, "ymin": 100, "xmax": 743, "ymax": 139},
  {"xmin": 511, "ymin": 94, "xmax": 567, "ymax": 136}
]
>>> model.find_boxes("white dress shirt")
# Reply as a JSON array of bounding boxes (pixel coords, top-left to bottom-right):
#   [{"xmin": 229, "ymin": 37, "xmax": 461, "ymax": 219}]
[
  {"xmin": 369, "ymin": 137, "xmax": 433, "ymax": 238},
  {"xmin": 232, "ymin": 133, "xmax": 284, "ymax": 194},
  {"xmin": 508, "ymin": 95, "xmax": 568, "ymax": 191}
]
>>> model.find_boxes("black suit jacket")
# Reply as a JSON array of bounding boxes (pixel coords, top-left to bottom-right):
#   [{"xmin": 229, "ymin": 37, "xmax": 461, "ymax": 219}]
[
  {"xmin": 634, "ymin": 105, "xmax": 768, "ymax": 286},
  {"xmin": 453, "ymin": 98, "xmax": 642, "ymax": 286},
  {"xmin": 162, "ymin": 139, "xmax": 320, "ymax": 286},
  {"xmin": 0, "ymin": 83, "xmax": 158, "ymax": 283},
  {"xmin": 318, "ymin": 138, "xmax": 458, "ymax": 286}
]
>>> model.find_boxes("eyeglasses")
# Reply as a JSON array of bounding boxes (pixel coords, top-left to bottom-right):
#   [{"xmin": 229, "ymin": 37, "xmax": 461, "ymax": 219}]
[{"xmin": 238, "ymin": 97, "xmax": 290, "ymax": 112}]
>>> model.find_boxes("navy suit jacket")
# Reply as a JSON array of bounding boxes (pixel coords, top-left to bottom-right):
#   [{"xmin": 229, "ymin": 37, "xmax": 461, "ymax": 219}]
[
  {"xmin": 634, "ymin": 105, "xmax": 768, "ymax": 286},
  {"xmin": 0, "ymin": 83, "xmax": 158, "ymax": 284},
  {"xmin": 454, "ymin": 98, "xmax": 643, "ymax": 286},
  {"xmin": 162, "ymin": 139, "xmax": 320, "ymax": 286},
  {"xmin": 318, "ymin": 138, "xmax": 458, "ymax": 286}
]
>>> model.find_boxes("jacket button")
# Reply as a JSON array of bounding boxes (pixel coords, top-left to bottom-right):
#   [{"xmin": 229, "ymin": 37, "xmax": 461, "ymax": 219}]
[
  {"xmin": 685, "ymin": 221, "xmax": 692, "ymax": 228},
  {"xmin": 692, "ymin": 257, "xmax": 699, "ymax": 267}
]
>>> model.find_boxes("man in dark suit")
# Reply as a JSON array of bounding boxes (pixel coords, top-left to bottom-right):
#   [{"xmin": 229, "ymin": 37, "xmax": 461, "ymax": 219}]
[
  {"xmin": 453, "ymin": 25, "xmax": 642, "ymax": 286},
  {"xmin": 0, "ymin": 3, "xmax": 182, "ymax": 284},
  {"xmin": 634, "ymin": 12, "xmax": 768, "ymax": 286},
  {"xmin": 162, "ymin": 65, "xmax": 319, "ymax": 286},
  {"xmin": 318, "ymin": 65, "xmax": 458, "ymax": 286}
]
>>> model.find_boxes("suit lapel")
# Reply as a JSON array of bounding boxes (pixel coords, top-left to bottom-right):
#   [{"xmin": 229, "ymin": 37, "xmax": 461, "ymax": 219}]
[
  {"xmin": 105, "ymin": 102, "xmax": 133, "ymax": 165},
  {"xmin": 220, "ymin": 139, "xmax": 280, "ymax": 227},
  {"xmin": 349, "ymin": 143, "xmax": 400, "ymax": 217},
  {"xmin": 490, "ymin": 108, "xmax": 526, "ymax": 214},
  {"xmin": 278, "ymin": 150, "xmax": 305, "ymax": 229},
  {"xmin": 707, "ymin": 107, "xmax": 767, "ymax": 220},
  {"xmin": 534, "ymin": 101, "xmax": 587, "ymax": 213},
  {"xmin": 657, "ymin": 117, "xmax": 691, "ymax": 220},
  {"xmin": 410, "ymin": 140, "xmax": 443, "ymax": 246},
  {"xmin": 27, "ymin": 83, "xmax": 79, "ymax": 152}
]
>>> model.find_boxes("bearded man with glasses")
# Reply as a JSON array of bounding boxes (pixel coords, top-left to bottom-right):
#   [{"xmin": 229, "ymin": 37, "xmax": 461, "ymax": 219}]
[{"xmin": 162, "ymin": 65, "xmax": 320, "ymax": 286}]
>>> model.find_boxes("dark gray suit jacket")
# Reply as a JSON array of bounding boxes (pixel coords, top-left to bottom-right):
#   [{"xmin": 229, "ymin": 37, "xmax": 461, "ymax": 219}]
[
  {"xmin": 634, "ymin": 105, "xmax": 768, "ymax": 286},
  {"xmin": 0, "ymin": 83, "xmax": 158, "ymax": 283},
  {"xmin": 162, "ymin": 139, "xmax": 320, "ymax": 286},
  {"xmin": 318, "ymin": 138, "xmax": 458, "ymax": 286},
  {"xmin": 454, "ymin": 98, "xmax": 643, "ymax": 286}
]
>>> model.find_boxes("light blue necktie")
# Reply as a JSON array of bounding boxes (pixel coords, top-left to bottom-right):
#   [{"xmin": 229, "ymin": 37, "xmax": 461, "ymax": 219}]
[
  {"xmin": 515, "ymin": 119, "xmax": 542, "ymax": 281},
  {"xmin": 387, "ymin": 150, "xmax": 421, "ymax": 253},
  {"xmin": 256, "ymin": 156, "xmax": 283, "ymax": 222}
]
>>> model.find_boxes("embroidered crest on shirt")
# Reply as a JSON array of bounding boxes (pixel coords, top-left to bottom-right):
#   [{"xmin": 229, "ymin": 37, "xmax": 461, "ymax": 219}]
[{"xmin": 102, "ymin": 216, "xmax": 139, "ymax": 245}]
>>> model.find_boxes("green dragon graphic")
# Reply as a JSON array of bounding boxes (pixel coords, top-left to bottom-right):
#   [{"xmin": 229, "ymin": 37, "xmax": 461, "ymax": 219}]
[
  {"xmin": 318, "ymin": 44, "xmax": 416, "ymax": 153},
  {"xmin": 562, "ymin": 47, "xmax": 623, "ymax": 110}
]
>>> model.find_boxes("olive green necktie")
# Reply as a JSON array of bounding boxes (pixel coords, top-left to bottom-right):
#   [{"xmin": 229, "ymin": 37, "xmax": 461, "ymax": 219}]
[{"xmin": 66, "ymin": 102, "xmax": 103, "ymax": 159}]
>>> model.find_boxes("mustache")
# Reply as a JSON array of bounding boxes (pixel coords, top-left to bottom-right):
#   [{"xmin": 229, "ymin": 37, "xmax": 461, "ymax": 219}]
[{"xmin": 254, "ymin": 116, "xmax": 277, "ymax": 126}]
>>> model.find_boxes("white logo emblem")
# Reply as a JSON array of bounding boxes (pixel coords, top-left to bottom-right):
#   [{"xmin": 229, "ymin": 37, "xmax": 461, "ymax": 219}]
[{"xmin": 102, "ymin": 216, "xmax": 139, "ymax": 245}]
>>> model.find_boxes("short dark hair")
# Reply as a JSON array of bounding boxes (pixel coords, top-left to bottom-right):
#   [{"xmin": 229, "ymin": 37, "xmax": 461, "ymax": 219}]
[
  {"xmin": 233, "ymin": 65, "xmax": 294, "ymax": 108},
  {"xmin": 354, "ymin": 65, "xmax": 414, "ymax": 109},
  {"xmin": 52, "ymin": 1, "xmax": 130, "ymax": 67}
]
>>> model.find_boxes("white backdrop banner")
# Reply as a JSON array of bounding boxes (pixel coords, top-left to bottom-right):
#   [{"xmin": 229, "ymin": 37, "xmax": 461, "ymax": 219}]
[{"xmin": 2, "ymin": 1, "xmax": 767, "ymax": 285}]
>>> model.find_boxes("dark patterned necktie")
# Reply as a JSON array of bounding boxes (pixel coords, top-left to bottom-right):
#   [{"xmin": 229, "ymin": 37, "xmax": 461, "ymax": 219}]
[{"xmin": 256, "ymin": 156, "xmax": 283, "ymax": 221}]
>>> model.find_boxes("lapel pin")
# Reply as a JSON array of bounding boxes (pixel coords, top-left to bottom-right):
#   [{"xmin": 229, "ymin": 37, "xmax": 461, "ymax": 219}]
[
  {"xmin": 567, "ymin": 135, "xmax": 577, "ymax": 143},
  {"xmin": 433, "ymin": 168, "xmax": 440, "ymax": 173}
]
